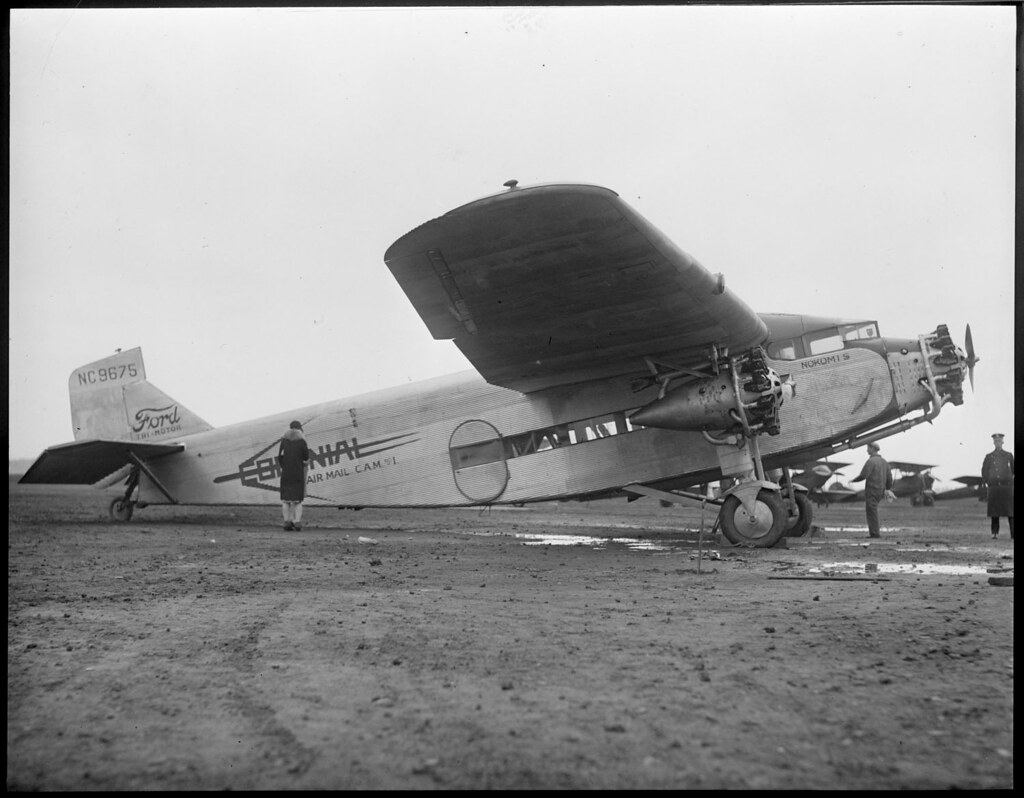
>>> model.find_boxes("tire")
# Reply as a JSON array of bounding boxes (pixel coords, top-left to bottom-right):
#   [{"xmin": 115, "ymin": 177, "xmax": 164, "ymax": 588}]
[
  {"xmin": 719, "ymin": 489, "xmax": 786, "ymax": 547},
  {"xmin": 109, "ymin": 498, "xmax": 134, "ymax": 522},
  {"xmin": 783, "ymin": 492, "xmax": 814, "ymax": 537}
]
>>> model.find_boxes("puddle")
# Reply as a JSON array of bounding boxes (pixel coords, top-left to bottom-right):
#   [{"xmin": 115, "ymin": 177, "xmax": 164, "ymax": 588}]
[
  {"xmin": 513, "ymin": 532, "xmax": 705, "ymax": 552},
  {"xmin": 810, "ymin": 561, "xmax": 995, "ymax": 576}
]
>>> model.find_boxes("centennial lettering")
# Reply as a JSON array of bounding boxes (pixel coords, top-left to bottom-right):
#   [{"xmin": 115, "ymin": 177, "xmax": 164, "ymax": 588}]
[{"xmin": 214, "ymin": 431, "xmax": 415, "ymax": 491}]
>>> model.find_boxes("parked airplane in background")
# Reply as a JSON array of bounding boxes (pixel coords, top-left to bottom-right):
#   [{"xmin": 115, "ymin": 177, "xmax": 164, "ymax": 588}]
[
  {"xmin": 890, "ymin": 461, "xmax": 939, "ymax": 506},
  {"xmin": 933, "ymin": 474, "xmax": 986, "ymax": 502},
  {"xmin": 19, "ymin": 182, "xmax": 978, "ymax": 547},
  {"xmin": 789, "ymin": 460, "xmax": 852, "ymax": 507},
  {"xmin": 824, "ymin": 461, "xmax": 943, "ymax": 506}
]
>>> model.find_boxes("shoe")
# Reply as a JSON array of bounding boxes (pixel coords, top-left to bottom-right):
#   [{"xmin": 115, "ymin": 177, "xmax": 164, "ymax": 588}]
[
  {"xmin": 293, "ymin": 523, "xmax": 302, "ymax": 531},
  {"xmin": 992, "ymin": 533, "xmax": 998, "ymax": 539},
  {"xmin": 283, "ymin": 522, "xmax": 294, "ymax": 531}
]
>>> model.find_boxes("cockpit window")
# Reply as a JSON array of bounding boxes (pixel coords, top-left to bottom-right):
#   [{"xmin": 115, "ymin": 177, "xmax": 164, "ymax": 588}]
[
  {"xmin": 839, "ymin": 322, "xmax": 879, "ymax": 341},
  {"xmin": 767, "ymin": 338, "xmax": 798, "ymax": 360},
  {"xmin": 805, "ymin": 330, "xmax": 844, "ymax": 355}
]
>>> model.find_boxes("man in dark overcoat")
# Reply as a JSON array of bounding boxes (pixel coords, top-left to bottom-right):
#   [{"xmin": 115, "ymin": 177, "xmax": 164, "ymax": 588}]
[{"xmin": 981, "ymin": 433, "xmax": 1014, "ymax": 539}]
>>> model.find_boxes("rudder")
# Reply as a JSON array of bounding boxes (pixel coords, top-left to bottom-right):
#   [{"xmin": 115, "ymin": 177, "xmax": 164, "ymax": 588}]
[{"xmin": 69, "ymin": 347, "xmax": 213, "ymax": 441}]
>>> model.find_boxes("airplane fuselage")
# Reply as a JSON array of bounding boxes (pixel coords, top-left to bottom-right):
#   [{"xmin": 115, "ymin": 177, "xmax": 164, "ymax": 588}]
[{"xmin": 131, "ymin": 313, "xmax": 952, "ymax": 510}]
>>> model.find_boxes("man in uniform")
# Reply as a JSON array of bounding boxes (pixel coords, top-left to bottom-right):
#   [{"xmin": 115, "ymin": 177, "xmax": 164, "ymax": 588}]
[
  {"xmin": 981, "ymin": 433, "xmax": 1014, "ymax": 540},
  {"xmin": 851, "ymin": 442, "xmax": 895, "ymax": 538}
]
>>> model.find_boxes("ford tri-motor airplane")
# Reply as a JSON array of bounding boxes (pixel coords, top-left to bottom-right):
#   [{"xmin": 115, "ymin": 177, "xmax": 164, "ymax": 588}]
[{"xmin": 20, "ymin": 182, "xmax": 977, "ymax": 548}]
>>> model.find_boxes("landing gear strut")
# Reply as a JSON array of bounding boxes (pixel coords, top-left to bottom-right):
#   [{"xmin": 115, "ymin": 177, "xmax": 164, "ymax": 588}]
[
  {"xmin": 708, "ymin": 348, "xmax": 794, "ymax": 547},
  {"xmin": 109, "ymin": 467, "xmax": 141, "ymax": 522},
  {"xmin": 105, "ymin": 453, "xmax": 178, "ymax": 522},
  {"xmin": 629, "ymin": 346, "xmax": 795, "ymax": 548}
]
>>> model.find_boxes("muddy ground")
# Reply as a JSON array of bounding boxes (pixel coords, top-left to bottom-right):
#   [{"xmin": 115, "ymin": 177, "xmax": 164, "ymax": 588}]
[{"xmin": 7, "ymin": 481, "xmax": 1014, "ymax": 790}]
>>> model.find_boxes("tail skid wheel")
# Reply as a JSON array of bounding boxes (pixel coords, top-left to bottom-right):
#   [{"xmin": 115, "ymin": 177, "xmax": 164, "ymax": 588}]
[
  {"xmin": 720, "ymin": 489, "xmax": 786, "ymax": 547},
  {"xmin": 109, "ymin": 498, "xmax": 134, "ymax": 522}
]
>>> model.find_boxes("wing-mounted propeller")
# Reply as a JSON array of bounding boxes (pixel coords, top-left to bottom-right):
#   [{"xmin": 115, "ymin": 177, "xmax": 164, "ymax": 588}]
[{"xmin": 964, "ymin": 323, "xmax": 978, "ymax": 390}]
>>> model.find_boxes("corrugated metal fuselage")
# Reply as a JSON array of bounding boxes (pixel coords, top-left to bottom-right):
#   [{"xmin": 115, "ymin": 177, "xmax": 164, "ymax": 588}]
[{"xmin": 136, "ymin": 326, "xmax": 937, "ymax": 509}]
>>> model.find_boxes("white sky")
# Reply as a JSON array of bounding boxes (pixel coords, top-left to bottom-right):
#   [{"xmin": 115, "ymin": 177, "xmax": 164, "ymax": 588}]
[{"xmin": 9, "ymin": 5, "xmax": 1016, "ymax": 484}]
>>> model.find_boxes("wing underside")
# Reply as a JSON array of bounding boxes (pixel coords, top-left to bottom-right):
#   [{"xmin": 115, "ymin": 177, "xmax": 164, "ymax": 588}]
[
  {"xmin": 18, "ymin": 440, "xmax": 184, "ymax": 485},
  {"xmin": 385, "ymin": 183, "xmax": 768, "ymax": 393}
]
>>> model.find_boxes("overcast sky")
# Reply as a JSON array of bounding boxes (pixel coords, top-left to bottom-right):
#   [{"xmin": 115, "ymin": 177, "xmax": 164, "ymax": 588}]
[{"xmin": 9, "ymin": 5, "xmax": 1016, "ymax": 486}]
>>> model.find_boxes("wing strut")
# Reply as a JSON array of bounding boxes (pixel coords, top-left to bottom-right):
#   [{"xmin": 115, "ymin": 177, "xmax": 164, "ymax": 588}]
[
  {"xmin": 110, "ymin": 451, "xmax": 179, "ymax": 522},
  {"xmin": 129, "ymin": 451, "xmax": 178, "ymax": 504}
]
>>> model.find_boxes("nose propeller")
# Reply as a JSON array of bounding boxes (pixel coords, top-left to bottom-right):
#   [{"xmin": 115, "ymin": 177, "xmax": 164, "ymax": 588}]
[{"xmin": 964, "ymin": 323, "xmax": 978, "ymax": 390}]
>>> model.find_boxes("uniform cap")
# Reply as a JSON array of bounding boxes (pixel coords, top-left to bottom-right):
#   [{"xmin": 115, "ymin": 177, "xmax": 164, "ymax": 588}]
[{"xmin": 992, "ymin": 433, "xmax": 1004, "ymax": 440}]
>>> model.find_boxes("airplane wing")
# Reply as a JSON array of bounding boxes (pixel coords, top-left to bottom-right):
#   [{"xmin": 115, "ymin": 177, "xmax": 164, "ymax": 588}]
[
  {"xmin": 384, "ymin": 183, "xmax": 768, "ymax": 393},
  {"xmin": 820, "ymin": 480, "xmax": 861, "ymax": 501},
  {"xmin": 887, "ymin": 461, "xmax": 938, "ymax": 474},
  {"xmin": 18, "ymin": 440, "xmax": 184, "ymax": 485},
  {"xmin": 952, "ymin": 475, "xmax": 984, "ymax": 486},
  {"xmin": 824, "ymin": 491, "xmax": 862, "ymax": 502},
  {"xmin": 795, "ymin": 461, "xmax": 851, "ymax": 475}
]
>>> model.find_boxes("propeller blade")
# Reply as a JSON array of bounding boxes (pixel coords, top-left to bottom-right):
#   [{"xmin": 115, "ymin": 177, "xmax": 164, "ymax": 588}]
[{"xmin": 964, "ymin": 323, "xmax": 978, "ymax": 391}]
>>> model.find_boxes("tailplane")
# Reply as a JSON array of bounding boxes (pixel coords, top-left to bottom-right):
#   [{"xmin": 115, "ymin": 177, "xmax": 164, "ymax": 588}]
[{"xmin": 69, "ymin": 347, "xmax": 213, "ymax": 441}]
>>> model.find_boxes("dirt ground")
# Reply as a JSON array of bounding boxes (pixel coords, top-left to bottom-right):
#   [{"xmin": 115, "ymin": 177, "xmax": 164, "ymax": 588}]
[{"xmin": 7, "ymin": 481, "xmax": 1014, "ymax": 790}]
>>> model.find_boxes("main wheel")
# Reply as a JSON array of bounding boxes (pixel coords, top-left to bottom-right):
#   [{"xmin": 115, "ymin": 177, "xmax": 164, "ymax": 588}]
[
  {"xmin": 719, "ymin": 489, "xmax": 787, "ymax": 547},
  {"xmin": 783, "ymin": 492, "xmax": 814, "ymax": 537},
  {"xmin": 109, "ymin": 497, "xmax": 134, "ymax": 522}
]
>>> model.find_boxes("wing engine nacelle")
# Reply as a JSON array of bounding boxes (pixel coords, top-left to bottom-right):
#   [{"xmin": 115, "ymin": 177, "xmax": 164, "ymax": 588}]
[{"xmin": 630, "ymin": 349, "xmax": 793, "ymax": 436}]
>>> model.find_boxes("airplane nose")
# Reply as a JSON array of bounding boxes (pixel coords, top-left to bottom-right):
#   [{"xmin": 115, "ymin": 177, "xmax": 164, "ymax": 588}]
[{"xmin": 924, "ymin": 323, "xmax": 975, "ymax": 406}]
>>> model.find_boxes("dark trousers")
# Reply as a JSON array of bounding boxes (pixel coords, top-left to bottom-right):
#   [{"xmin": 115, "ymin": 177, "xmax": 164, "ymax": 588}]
[
  {"xmin": 866, "ymin": 501, "xmax": 881, "ymax": 537},
  {"xmin": 991, "ymin": 517, "xmax": 1014, "ymax": 537}
]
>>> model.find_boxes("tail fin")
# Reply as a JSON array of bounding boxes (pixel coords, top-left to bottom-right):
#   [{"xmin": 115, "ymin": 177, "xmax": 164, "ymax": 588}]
[{"xmin": 69, "ymin": 347, "xmax": 213, "ymax": 441}]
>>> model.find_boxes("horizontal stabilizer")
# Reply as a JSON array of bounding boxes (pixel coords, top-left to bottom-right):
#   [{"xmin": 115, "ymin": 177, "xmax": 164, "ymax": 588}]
[{"xmin": 18, "ymin": 440, "xmax": 184, "ymax": 485}]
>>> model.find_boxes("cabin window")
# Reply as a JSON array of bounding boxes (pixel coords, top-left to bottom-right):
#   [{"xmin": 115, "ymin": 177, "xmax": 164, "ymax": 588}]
[
  {"xmin": 450, "ymin": 409, "xmax": 641, "ymax": 471},
  {"xmin": 450, "ymin": 437, "xmax": 505, "ymax": 469},
  {"xmin": 767, "ymin": 338, "xmax": 798, "ymax": 360}
]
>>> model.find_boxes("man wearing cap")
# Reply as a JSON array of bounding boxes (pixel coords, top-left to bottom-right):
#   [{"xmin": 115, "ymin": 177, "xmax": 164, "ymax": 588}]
[
  {"xmin": 277, "ymin": 420, "xmax": 310, "ymax": 531},
  {"xmin": 851, "ymin": 442, "xmax": 895, "ymax": 538},
  {"xmin": 981, "ymin": 433, "xmax": 1013, "ymax": 540}
]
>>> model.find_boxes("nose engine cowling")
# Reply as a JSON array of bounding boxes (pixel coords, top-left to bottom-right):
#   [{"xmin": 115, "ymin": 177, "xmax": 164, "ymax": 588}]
[{"xmin": 924, "ymin": 324, "xmax": 975, "ymax": 407}]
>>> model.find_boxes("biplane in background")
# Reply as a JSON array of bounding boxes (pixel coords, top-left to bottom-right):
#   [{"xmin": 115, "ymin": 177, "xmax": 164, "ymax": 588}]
[
  {"xmin": 824, "ymin": 461, "xmax": 945, "ymax": 506},
  {"xmin": 890, "ymin": 461, "xmax": 939, "ymax": 506},
  {"xmin": 934, "ymin": 474, "xmax": 987, "ymax": 502},
  {"xmin": 787, "ymin": 460, "xmax": 852, "ymax": 508},
  {"xmin": 19, "ymin": 182, "xmax": 978, "ymax": 548}
]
